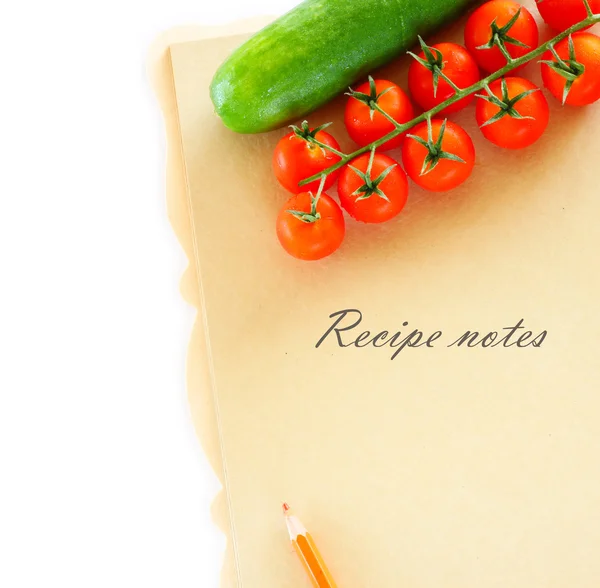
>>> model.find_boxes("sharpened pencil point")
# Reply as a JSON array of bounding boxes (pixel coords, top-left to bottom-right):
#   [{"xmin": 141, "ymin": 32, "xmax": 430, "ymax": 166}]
[{"xmin": 282, "ymin": 502, "xmax": 290, "ymax": 514}]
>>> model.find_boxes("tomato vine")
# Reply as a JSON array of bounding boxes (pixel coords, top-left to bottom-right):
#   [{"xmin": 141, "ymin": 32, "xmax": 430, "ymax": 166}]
[{"xmin": 298, "ymin": 2, "xmax": 600, "ymax": 188}]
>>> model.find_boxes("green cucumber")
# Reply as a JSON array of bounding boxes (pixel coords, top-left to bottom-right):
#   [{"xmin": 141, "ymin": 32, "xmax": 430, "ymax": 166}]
[{"xmin": 210, "ymin": 0, "xmax": 478, "ymax": 134}]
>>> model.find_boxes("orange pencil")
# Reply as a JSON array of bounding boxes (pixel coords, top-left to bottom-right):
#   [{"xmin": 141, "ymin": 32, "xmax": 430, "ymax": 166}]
[{"xmin": 283, "ymin": 503, "xmax": 337, "ymax": 588}]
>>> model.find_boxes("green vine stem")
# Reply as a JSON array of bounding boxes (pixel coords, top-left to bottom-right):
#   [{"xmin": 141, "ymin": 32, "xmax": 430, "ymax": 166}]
[{"xmin": 299, "ymin": 8, "xmax": 600, "ymax": 187}]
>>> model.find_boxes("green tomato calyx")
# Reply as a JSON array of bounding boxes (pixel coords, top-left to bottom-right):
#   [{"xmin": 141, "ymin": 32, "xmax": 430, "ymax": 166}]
[
  {"xmin": 408, "ymin": 37, "xmax": 461, "ymax": 98},
  {"xmin": 291, "ymin": 120, "xmax": 332, "ymax": 144},
  {"xmin": 286, "ymin": 175, "xmax": 327, "ymax": 224},
  {"xmin": 477, "ymin": 8, "xmax": 530, "ymax": 64},
  {"xmin": 540, "ymin": 35, "xmax": 586, "ymax": 104},
  {"xmin": 346, "ymin": 76, "xmax": 394, "ymax": 121},
  {"xmin": 348, "ymin": 147, "xmax": 395, "ymax": 202},
  {"xmin": 475, "ymin": 78, "xmax": 539, "ymax": 127},
  {"xmin": 406, "ymin": 117, "xmax": 466, "ymax": 176}
]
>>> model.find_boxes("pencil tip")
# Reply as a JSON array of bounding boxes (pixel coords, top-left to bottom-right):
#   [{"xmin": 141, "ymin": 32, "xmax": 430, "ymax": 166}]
[{"xmin": 282, "ymin": 502, "xmax": 290, "ymax": 514}]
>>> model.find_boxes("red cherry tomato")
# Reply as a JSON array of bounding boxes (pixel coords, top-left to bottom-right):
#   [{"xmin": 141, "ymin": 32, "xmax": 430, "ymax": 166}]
[
  {"xmin": 276, "ymin": 191, "xmax": 345, "ymax": 261},
  {"xmin": 402, "ymin": 119, "xmax": 475, "ymax": 192},
  {"xmin": 272, "ymin": 123, "xmax": 342, "ymax": 194},
  {"xmin": 344, "ymin": 78, "xmax": 415, "ymax": 151},
  {"xmin": 408, "ymin": 42, "xmax": 480, "ymax": 115},
  {"xmin": 541, "ymin": 33, "xmax": 600, "ymax": 106},
  {"xmin": 476, "ymin": 77, "xmax": 550, "ymax": 149},
  {"xmin": 536, "ymin": 0, "xmax": 600, "ymax": 32},
  {"xmin": 337, "ymin": 152, "xmax": 409, "ymax": 224},
  {"xmin": 465, "ymin": 0, "xmax": 539, "ymax": 73}
]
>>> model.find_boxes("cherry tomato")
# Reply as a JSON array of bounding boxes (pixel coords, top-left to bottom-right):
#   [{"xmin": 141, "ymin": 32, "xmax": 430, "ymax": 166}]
[
  {"xmin": 337, "ymin": 151, "xmax": 409, "ymax": 224},
  {"xmin": 276, "ymin": 191, "xmax": 345, "ymax": 261},
  {"xmin": 272, "ymin": 122, "xmax": 342, "ymax": 194},
  {"xmin": 465, "ymin": 0, "xmax": 539, "ymax": 73},
  {"xmin": 476, "ymin": 77, "xmax": 550, "ymax": 149},
  {"xmin": 408, "ymin": 42, "xmax": 480, "ymax": 115},
  {"xmin": 541, "ymin": 33, "xmax": 600, "ymax": 106},
  {"xmin": 344, "ymin": 78, "xmax": 415, "ymax": 151},
  {"xmin": 536, "ymin": 0, "xmax": 600, "ymax": 32},
  {"xmin": 401, "ymin": 119, "xmax": 475, "ymax": 192}
]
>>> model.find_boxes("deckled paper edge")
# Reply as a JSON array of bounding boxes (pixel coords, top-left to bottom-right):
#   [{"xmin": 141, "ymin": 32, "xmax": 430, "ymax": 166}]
[{"xmin": 146, "ymin": 19, "xmax": 272, "ymax": 587}]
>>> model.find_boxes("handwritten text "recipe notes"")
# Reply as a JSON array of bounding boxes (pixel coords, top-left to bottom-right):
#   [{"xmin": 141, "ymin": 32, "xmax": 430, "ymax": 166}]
[{"xmin": 316, "ymin": 309, "xmax": 547, "ymax": 360}]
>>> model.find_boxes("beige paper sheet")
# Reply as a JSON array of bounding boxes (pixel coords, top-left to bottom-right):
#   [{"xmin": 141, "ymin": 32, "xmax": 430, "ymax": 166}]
[{"xmin": 151, "ymin": 4, "xmax": 600, "ymax": 587}]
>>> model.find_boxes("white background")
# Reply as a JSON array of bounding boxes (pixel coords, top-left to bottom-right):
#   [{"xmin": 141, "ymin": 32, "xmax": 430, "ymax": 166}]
[{"xmin": 0, "ymin": 0, "xmax": 296, "ymax": 586}]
